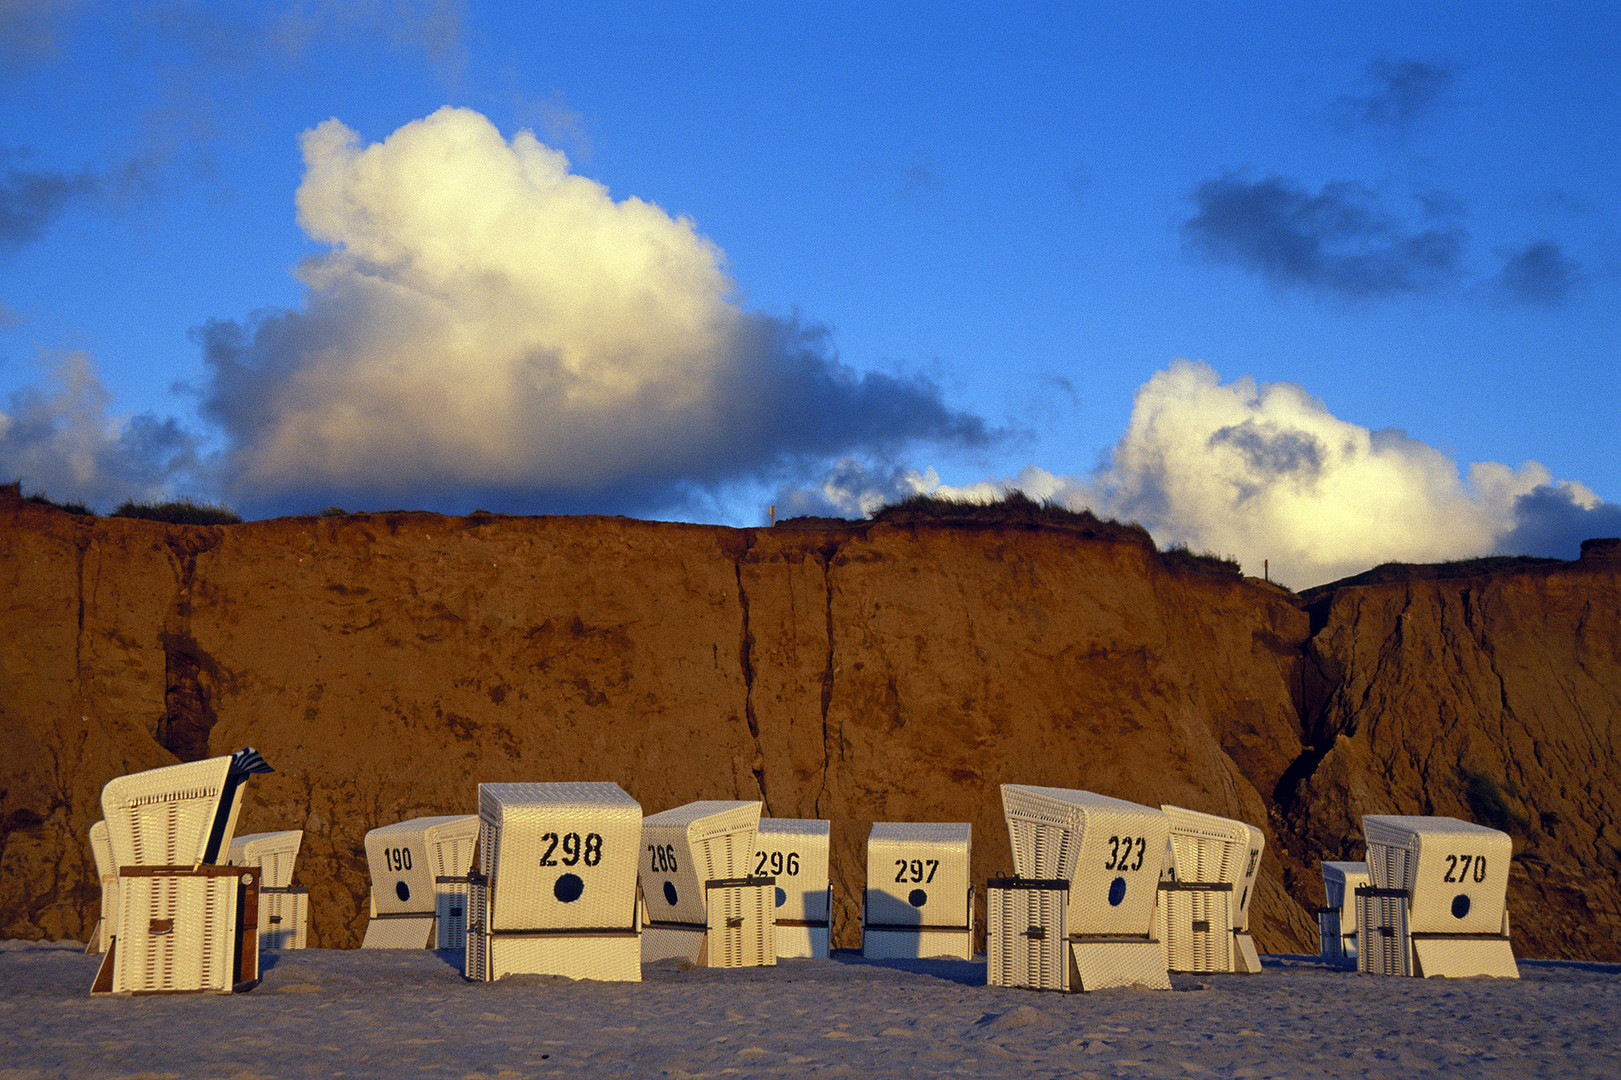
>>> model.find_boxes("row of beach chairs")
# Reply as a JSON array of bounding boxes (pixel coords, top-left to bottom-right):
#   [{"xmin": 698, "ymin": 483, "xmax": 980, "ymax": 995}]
[{"xmin": 83, "ymin": 757, "xmax": 1518, "ymax": 995}]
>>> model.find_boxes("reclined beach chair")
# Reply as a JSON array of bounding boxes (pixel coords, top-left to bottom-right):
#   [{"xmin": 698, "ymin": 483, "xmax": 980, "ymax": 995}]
[
  {"xmin": 1357, "ymin": 815, "xmax": 1517, "ymax": 979},
  {"xmin": 641, "ymin": 800, "xmax": 775, "ymax": 969},
  {"xmin": 90, "ymin": 748, "xmax": 274, "ymax": 995},
  {"xmin": 87, "ymin": 820, "xmax": 116, "ymax": 954},
  {"xmin": 227, "ymin": 830, "xmax": 308, "ymax": 950},
  {"xmin": 464, "ymin": 782, "xmax": 643, "ymax": 982},
  {"xmin": 988, "ymin": 786, "xmax": 1170, "ymax": 991},
  {"xmin": 361, "ymin": 815, "xmax": 480, "ymax": 949},
  {"xmin": 1156, "ymin": 805, "xmax": 1266, "ymax": 973},
  {"xmin": 756, "ymin": 818, "xmax": 832, "ymax": 959},
  {"xmin": 1317, "ymin": 860, "xmax": 1368, "ymax": 965},
  {"xmin": 863, "ymin": 822, "xmax": 972, "ymax": 961}
]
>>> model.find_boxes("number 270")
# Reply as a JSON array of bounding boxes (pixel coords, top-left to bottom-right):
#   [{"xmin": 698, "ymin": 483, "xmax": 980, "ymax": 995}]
[{"xmin": 1443, "ymin": 854, "xmax": 1487, "ymax": 883}]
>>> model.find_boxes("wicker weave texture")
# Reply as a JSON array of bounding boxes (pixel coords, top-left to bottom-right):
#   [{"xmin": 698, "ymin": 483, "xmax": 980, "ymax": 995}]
[
  {"xmin": 101, "ymin": 757, "xmax": 234, "ymax": 869},
  {"xmin": 1411, "ymin": 935, "xmax": 1519, "ymax": 979},
  {"xmin": 361, "ymin": 915, "xmax": 436, "ymax": 949},
  {"xmin": 89, "ymin": 821, "xmax": 117, "ymax": 954},
  {"xmin": 227, "ymin": 830, "xmax": 303, "ymax": 889},
  {"xmin": 1002, "ymin": 786, "xmax": 1159, "ymax": 884},
  {"xmin": 477, "ymin": 933, "xmax": 642, "ymax": 982},
  {"xmin": 259, "ymin": 889, "xmax": 308, "ymax": 950},
  {"xmin": 705, "ymin": 881, "xmax": 777, "ymax": 968},
  {"xmin": 435, "ymin": 886, "xmax": 470, "ymax": 949},
  {"xmin": 1356, "ymin": 889, "xmax": 1411, "ymax": 976},
  {"xmin": 1070, "ymin": 939, "xmax": 1172, "ymax": 991},
  {"xmin": 365, "ymin": 815, "xmax": 479, "ymax": 920},
  {"xmin": 1161, "ymin": 805, "xmax": 1264, "ymax": 930},
  {"xmin": 464, "ymin": 879, "xmax": 489, "ymax": 977},
  {"xmin": 864, "ymin": 822, "xmax": 971, "ymax": 932},
  {"xmin": 641, "ymin": 801, "xmax": 761, "ymax": 928},
  {"xmin": 641, "ymin": 924, "xmax": 706, "ymax": 965},
  {"xmin": 1321, "ymin": 861, "xmax": 1369, "ymax": 911},
  {"xmin": 111, "ymin": 870, "xmax": 243, "ymax": 993},
  {"xmin": 479, "ymin": 783, "xmax": 641, "ymax": 933},
  {"xmin": 1001, "ymin": 789, "xmax": 1168, "ymax": 938},
  {"xmin": 773, "ymin": 922, "xmax": 831, "ymax": 959},
  {"xmin": 1362, "ymin": 815, "xmax": 1511, "ymax": 935},
  {"xmin": 987, "ymin": 884, "xmax": 1069, "ymax": 991},
  {"xmin": 1156, "ymin": 886, "xmax": 1233, "ymax": 972},
  {"xmin": 861, "ymin": 926, "xmax": 973, "ymax": 961},
  {"xmin": 755, "ymin": 818, "xmax": 830, "ymax": 927}
]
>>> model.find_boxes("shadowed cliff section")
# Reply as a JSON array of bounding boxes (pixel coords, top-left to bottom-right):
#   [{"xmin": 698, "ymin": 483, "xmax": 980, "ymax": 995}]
[{"xmin": 0, "ymin": 488, "xmax": 1616, "ymax": 960}]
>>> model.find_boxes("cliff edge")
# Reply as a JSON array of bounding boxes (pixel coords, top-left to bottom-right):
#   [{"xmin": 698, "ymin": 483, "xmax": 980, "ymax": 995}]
[{"xmin": 1, "ymin": 494, "xmax": 1615, "ymax": 959}]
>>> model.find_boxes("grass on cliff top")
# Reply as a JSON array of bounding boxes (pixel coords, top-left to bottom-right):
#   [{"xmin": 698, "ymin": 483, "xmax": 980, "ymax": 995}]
[
  {"xmin": 8, "ymin": 483, "xmax": 243, "ymax": 525},
  {"xmin": 866, "ymin": 492, "xmax": 1244, "ymax": 578},
  {"xmin": 111, "ymin": 498, "xmax": 243, "ymax": 526},
  {"xmin": 22, "ymin": 490, "xmax": 96, "ymax": 515},
  {"xmin": 1306, "ymin": 553, "xmax": 1565, "ymax": 594}
]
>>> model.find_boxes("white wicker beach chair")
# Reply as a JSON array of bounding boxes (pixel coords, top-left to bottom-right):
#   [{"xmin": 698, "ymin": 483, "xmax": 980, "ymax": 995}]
[
  {"xmin": 87, "ymin": 821, "xmax": 116, "ymax": 954},
  {"xmin": 227, "ymin": 830, "xmax": 307, "ymax": 950},
  {"xmin": 756, "ymin": 818, "xmax": 832, "ymax": 959},
  {"xmin": 1317, "ymin": 860, "xmax": 1368, "ymax": 964},
  {"xmin": 640, "ymin": 800, "xmax": 775, "ymax": 969},
  {"xmin": 361, "ymin": 814, "xmax": 480, "ymax": 949},
  {"xmin": 863, "ymin": 822, "xmax": 973, "ymax": 961},
  {"xmin": 464, "ymin": 782, "xmax": 643, "ymax": 982},
  {"xmin": 989, "ymin": 786, "xmax": 1170, "ymax": 991},
  {"xmin": 90, "ymin": 748, "xmax": 273, "ymax": 995},
  {"xmin": 1357, "ymin": 815, "xmax": 1518, "ymax": 979},
  {"xmin": 1156, "ymin": 805, "xmax": 1266, "ymax": 974}
]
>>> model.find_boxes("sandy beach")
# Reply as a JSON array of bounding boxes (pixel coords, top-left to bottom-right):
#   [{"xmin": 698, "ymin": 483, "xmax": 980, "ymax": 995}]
[{"xmin": 3, "ymin": 942, "xmax": 1616, "ymax": 1079}]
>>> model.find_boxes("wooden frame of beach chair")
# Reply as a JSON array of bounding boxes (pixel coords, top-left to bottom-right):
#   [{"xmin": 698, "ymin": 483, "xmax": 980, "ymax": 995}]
[
  {"xmin": 993, "ymin": 786, "xmax": 1170, "ymax": 991},
  {"xmin": 87, "ymin": 821, "xmax": 116, "ymax": 955},
  {"xmin": 640, "ymin": 800, "xmax": 775, "ymax": 969},
  {"xmin": 361, "ymin": 815, "xmax": 479, "ymax": 949},
  {"xmin": 464, "ymin": 782, "xmax": 643, "ymax": 982},
  {"xmin": 755, "ymin": 818, "xmax": 832, "ymax": 959},
  {"xmin": 1158, "ymin": 805, "xmax": 1266, "ymax": 973},
  {"xmin": 862, "ymin": 822, "xmax": 973, "ymax": 961},
  {"xmin": 1318, "ymin": 860, "xmax": 1368, "ymax": 965},
  {"xmin": 1358, "ymin": 815, "xmax": 1518, "ymax": 979},
  {"xmin": 91, "ymin": 750, "xmax": 270, "ymax": 994},
  {"xmin": 227, "ymin": 830, "xmax": 307, "ymax": 950}
]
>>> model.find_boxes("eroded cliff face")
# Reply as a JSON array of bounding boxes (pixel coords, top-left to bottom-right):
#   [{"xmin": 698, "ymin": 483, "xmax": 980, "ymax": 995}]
[
  {"xmin": 1, "ymin": 494, "xmax": 1615, "ymax": 959},
  {"xmin": 1281, "ymin": 553, "xmax": 1621, "ymax": 960}
]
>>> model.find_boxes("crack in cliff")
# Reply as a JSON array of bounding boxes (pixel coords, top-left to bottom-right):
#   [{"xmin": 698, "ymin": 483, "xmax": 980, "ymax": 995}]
[
  {"xmin": 812, "ymin": 542, "xmax": 840, "ymax": 819},
  {"xmin": 733, "ymin": 538, "xmax": 769, "ymax": 811},
  {"xmin": 158, "ymin": 529, "xmax": 225, "ymax": 762}
]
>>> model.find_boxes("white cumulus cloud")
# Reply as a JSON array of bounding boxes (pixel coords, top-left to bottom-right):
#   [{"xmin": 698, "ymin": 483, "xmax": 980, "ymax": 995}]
[
  {"xmin": 794, "ymin": 360, "xmax": 1617, "ymax": 588},
  {"xmin": 199, "ymin": 107, "xmax": 983, "ymax": 514}
]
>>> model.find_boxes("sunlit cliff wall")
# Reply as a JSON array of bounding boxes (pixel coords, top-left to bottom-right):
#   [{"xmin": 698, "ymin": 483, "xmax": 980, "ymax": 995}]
[{"xmin": 2, "ymin": 491, "xmax": 1615, "ymax": 958}]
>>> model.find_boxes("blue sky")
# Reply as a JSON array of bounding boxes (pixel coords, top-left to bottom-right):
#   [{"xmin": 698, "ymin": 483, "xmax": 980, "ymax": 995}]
[{"xmin": 2, "ymin": 1, "xmax": 1616, "ymax": 586}]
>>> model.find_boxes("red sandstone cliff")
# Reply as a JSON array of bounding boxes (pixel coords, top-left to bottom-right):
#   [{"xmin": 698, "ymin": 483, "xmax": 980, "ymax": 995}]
[{"xmin": 1, "ymin": 491, "xmax": 1615, "ymax": 959}]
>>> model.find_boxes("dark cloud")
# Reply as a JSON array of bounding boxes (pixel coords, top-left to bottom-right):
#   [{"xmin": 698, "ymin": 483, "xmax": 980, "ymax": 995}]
[
  {"xmin": 0, "ymin": 351, "xmax": 202, "ymax": 508},
  {"xmin": 1497, "ymin": 485, "xmax": 1621, "ymax": 560},
  {"xmin": 195, "ymin": 309, "xmax": 991, "ymax": 520},
  {"xmin": 0, "ymin": 149, "xmax": 99, "ymax": 251},
  {"xmin": 1332, "ymin": 59, "xmax": 1456, "ymax": 129},
  {"xmin": 1207, "ymin": 420, "xmax": 1325, "ymax": 501},
  {"xmin": 1492, "ymin": 240, "xmax": 1582, "ymax": 307},
  {"xmin": 1183, "ymin": 173, "xmax": 1466, "ymax": 297}
]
